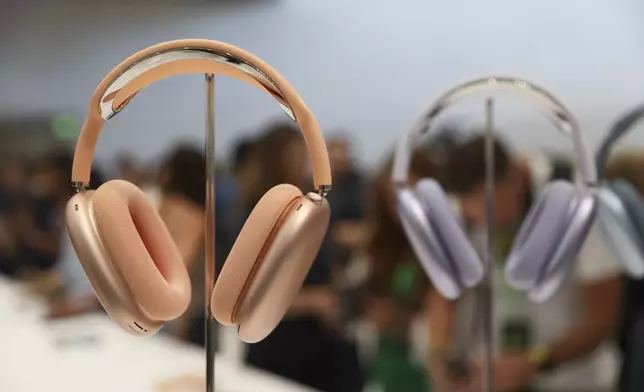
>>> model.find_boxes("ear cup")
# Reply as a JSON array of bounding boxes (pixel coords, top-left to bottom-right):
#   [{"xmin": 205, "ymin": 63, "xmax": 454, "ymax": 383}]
[
  {"xmin": 611, "ymin": 180, "xmax": 644, "ymax": 241},
  {"xmin": 597, "ymin": 180, "xmax": 644, "ymax": 278},
  {"xmin": 527, "ymin": 260, "xmax": 569, "ymax": 303},
  {"xmin": 212, "ymin": 184, "xmax": 303, "ymax": 326},
  {"xmin": 397, "ymin": 187, "xmax": 461, "ymax": 299},
  {"xmin": 415, "ymin": 179, "xmax": 484, "ymax": 288},
  {"xmin": 506, "ymin": 180, "xmax": 595, "ymax": 294},
  {"xmin": 92, "ymin": 180, "xmax": 191, "ymax": 320}
]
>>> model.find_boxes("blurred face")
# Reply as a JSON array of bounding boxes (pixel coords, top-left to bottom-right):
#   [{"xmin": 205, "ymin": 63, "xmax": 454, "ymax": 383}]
[
  {"xmin": 281, "ymin": 139, "xmax": 308, "ymax": 184},
  {"xmin": 329, "ymin": 139, "xmax": 351, "ymax": 174},
  {"xmin": 458, "ymin": 166, "xmax": 524, "ymax": 230},
  {"xmin": 119, "ymin": 162, "xmax": 141, "ymax": 184},
  {"xmin": 1, "ymin": 163, "xmax": 26, "ymax": 191},
  {"xmin": 383, "ymin": 174, "xmax": 421, "ymax": 221},
  {"xmin": 31, "ymin": 166, "xmax": 59, "ymax": 197}
]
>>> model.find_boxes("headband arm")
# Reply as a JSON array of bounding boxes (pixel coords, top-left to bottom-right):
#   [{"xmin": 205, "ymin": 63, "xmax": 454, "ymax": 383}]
[
  {"xmin": 595, "ymin": 104, "xmax": 644, "ymax": 178},
  {"xmin": 71, "ymin": 40, "xmax": 332, "ymax": 191},
  {"xmin": 393, "ymin": 77, "xmax": 597, "ymax": 186}
]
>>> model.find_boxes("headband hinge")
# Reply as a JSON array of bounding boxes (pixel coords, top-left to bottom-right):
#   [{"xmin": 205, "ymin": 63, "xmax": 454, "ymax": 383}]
[
  {"xmin": 317, "ymin": 185, "xmax": 332, "ymax": 198},
  {"xmin": 71, "ymin": 181, "xmax": 88, "ymax": 193}
]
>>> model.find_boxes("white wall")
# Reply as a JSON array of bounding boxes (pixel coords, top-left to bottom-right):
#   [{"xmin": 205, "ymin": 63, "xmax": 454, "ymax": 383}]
[{"xmin": 2, "ymin": 0, "xmax": 644, "ymax": 169}]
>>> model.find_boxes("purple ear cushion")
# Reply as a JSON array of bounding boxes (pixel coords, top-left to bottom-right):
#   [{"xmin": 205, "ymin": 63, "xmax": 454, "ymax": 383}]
[
  {"xmin": 397, "ymin": 188, "xmax": 462, "ymax": 299},
  {"xmin": 414, "ymin": 179, "xmax": 484, "ymax": 288},
  {"xmin": 506, "ymin": 181, "xmax": 593, "ymax": 292}
]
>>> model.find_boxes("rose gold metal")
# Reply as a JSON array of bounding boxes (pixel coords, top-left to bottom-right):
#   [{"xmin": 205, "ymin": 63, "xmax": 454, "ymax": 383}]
[
  {"xmin": 236, "ymin": 193, "xmax": 330, "ymax": 343},
  {"xmin": 65, "ymin": 191, "xmax": 163, "ymax": 336},
  {"xmin": 230, "ymin": 197, "xmax": 301, "ymax": 324}
]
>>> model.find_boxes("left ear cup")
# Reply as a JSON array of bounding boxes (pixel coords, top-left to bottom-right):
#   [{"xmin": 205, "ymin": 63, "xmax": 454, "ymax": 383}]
[
  {"xmin": 597, "ymin": 180, "xmax": 644, "ymax": 278},
  {"xmin": 414, "ymin": 179, "xmax": 484, "ymax": 288},
  {"xmin": 397, "ymin": 187, "xmax": 461, "ymax": 299},
  {"xmin": 506, "ymin": 180, "xmax": 595, "ymax": 293},
  {"xmin": 92, "ymin": 180, "xmax": 192, "ymax": 320}
]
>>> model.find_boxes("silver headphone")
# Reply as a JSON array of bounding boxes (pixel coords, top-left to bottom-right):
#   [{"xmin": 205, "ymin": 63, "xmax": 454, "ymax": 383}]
[{"xmin": 393, "ymin": 76, "xmax": 597, "ymax": 302}]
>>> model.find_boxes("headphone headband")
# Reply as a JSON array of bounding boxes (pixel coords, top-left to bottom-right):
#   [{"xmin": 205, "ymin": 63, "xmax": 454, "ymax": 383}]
[
  {"xmin": 392, "ymin": 76, "xmax": 596, "ymax": 187},
  {"xmin": 595, "ymin": 103, "xmax": 644, "ymax": 178},
  {"xmin": 71, "ymin": 39, "xmax": 332, "ymax": 193}
]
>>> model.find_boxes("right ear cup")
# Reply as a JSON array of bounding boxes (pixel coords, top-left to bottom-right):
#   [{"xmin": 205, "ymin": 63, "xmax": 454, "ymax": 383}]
[
  {"xmin": 92, "ymin": 180, "xmax": 191, "ymax": 320},
  {"xmin": 506, "ymin": 181, "xmax": 594, "ymax": 294},
  {"xmin": 597, "ymin": 180, "xmax": 644, "ymax": 278},
  {"xmin": 212, "ymin": 184, "xmax": 303, "ymax": 333}
]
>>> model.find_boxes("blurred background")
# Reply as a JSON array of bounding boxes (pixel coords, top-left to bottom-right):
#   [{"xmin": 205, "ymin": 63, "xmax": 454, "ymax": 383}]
[{"xmin": 2, "ymin": 0, "xmax": 644, "ymax": 391}]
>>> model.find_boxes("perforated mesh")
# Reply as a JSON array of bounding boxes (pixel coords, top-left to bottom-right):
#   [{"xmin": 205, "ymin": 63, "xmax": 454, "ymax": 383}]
[{"xmin": 92, "ymin": 180, "xmax": 191, "ymax": 321}]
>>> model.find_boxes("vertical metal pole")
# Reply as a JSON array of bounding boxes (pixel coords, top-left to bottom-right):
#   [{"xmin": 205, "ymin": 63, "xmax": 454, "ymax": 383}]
[
  {"xmin": 204, "ymin": 73, "xmax": 216, "ymax": 392},
  {"xmin": 482, "ymin": 97, "xmax": 495, "ymax": 392}
]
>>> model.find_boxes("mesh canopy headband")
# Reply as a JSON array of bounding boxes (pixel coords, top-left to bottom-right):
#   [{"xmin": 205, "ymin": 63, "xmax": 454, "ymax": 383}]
[
  {"xmin": 392, "ymin": 76, "xmax": 596, "ymax": 187},
  {"xmin": 71, "ymin": 39, "xmax": 332, "ymax": 192}
]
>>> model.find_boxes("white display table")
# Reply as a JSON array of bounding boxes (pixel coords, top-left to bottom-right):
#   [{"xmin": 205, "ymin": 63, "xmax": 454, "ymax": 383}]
[{"xmin": 0, "ymin": 278, "xmax": 317, "ymax": 392}]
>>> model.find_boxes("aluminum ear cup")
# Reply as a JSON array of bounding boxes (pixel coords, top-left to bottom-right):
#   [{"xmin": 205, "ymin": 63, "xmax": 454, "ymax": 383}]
[
  {"xmin": 597, "ymin": 181, "xmax": 644, "ymax": 278},
  {"xmin": 65, "ymin": 180, "xmax": 192, "ymax": 336},
  {"xmin": 397, "ymin": 187, "xmax": 462, "ymax": 299},
  {"xmin": 212, "ymin": 184, "xmax": 330, "ymax": 343},
  {"xmin": 506, "ymin": 181, "xmax": 595, "ymax": 293},
  {"xmin": 414, "ymin": 179, "xmax": 484, "ymax": 288}
]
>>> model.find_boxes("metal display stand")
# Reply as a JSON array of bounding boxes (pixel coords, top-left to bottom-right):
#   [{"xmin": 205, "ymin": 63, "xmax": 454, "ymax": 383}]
[
  {"xmin": 204, "ymin": 74, "xmax": 217, "ymax": 392},
  {"xmin": 482, "ymin": 98, "xmax": 496, "ymax": 392}
]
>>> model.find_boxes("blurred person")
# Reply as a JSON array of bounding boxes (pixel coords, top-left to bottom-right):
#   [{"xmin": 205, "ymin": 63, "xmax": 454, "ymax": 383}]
[
  {"xmin": 0, "ymin": 159, "xmax": 27, "ymax": 276},
  {"xmin": 231, "ymin": 136, "xmax": 260, "ymax": 206},
  {"xmin": 24, "ymin": 153, "xmax": 74, "ymax": 269},
  {"xmin": 363, "ymin": 150, "xmax": 435, "ymax": 392},
  {"xmin": 0, "ymin": 159, "xmax": 30, "ymax": 213},
  {"xmin": 325, "ymin": 135, "xmax": 370, "ymax": 334},
  {"xmin": 223, "ymin": 136, "xmax": 261, "ymax": 240},
  {"xmin": 153, "ymin": 145, "xmax": 207, "ymax": 342},
  {"xmin": 156, "ymin": 145, "xmax": 206, "ymax": 270},
  {"xmin": 116, "ymin": 154, "xmax": 143, "ymax": 185},
  {"xmin": 603, "ymin": 150, "xmax": 644, "ymax": 392},
  {"xmin": 1, "ymin": 152, "xmax": 74, "ymax": 278},
  {"xmin": 0, "ymin": 214, "xmax": 20, "ymax": 276},
  {"xmin": 428, "ymin": 134, "xmax": 622, "ymax": 392},
  {"xmin": 326, "ymin": 135, "xmax": 367, "ymax": 266},
  {"xmin": 243, "ymin": 122, "xmax": 365, "ymax": 392}
]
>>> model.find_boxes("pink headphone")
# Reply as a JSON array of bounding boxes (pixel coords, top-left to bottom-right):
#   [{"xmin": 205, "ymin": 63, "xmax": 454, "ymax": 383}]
[{"xmin": 65, "ymin": 39, "xmax": 333, "ymax": 343}]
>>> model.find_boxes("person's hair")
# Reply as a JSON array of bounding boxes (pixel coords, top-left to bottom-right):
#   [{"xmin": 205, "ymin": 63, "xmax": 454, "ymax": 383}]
[
  {"xmin": 231, "ymin": 137, "xmax": 257, "ymax": 174},
  {"xmin": 160, "ymin": 144, "xmax": 206, "ymax": 208},
  {"xmin": 605, "ymin": 149, "xmax": 644, "ymax": 193},
  {"xmin": 48, "ymin": 149, "xmax": 74, "ymax": 178},
  {"xmin": 438, "ymin": 133, "xmax": 513, "ymax": 194},
  {"xmin": 366, "ymin": 149, "xmax": 434, "ymax": 299},
  {"xmin": 250, "ymin": 122, "xmax": 304, "ymax": 204}
]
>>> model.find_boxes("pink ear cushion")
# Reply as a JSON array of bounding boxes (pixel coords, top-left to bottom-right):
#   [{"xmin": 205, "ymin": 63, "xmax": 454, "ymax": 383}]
[
  {"xmin": 212, "ymin": 184, "xmax": 303, "ymax": 325},
  {"xmin": 92, "ymin": 180, "xmax": 191, "ymax": 321}
]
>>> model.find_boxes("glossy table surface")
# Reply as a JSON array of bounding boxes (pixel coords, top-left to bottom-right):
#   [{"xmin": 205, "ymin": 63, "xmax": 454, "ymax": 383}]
[{"xmin": 0, "ymin": 277, "xmax": 318, "ymax": 392}]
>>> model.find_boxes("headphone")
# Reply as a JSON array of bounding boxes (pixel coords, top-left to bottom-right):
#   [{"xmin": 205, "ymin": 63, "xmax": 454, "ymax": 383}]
[
  {"xmin": 65, "ymin": 39, "xmax": 332, "ymax": 343},
  {"xmin": 392, "ymin": 76, "xmax": 597, "ymax": 302},
  {"xmin": 595, "ymin": 104, "xmax": 644, "ymax": 278}
]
